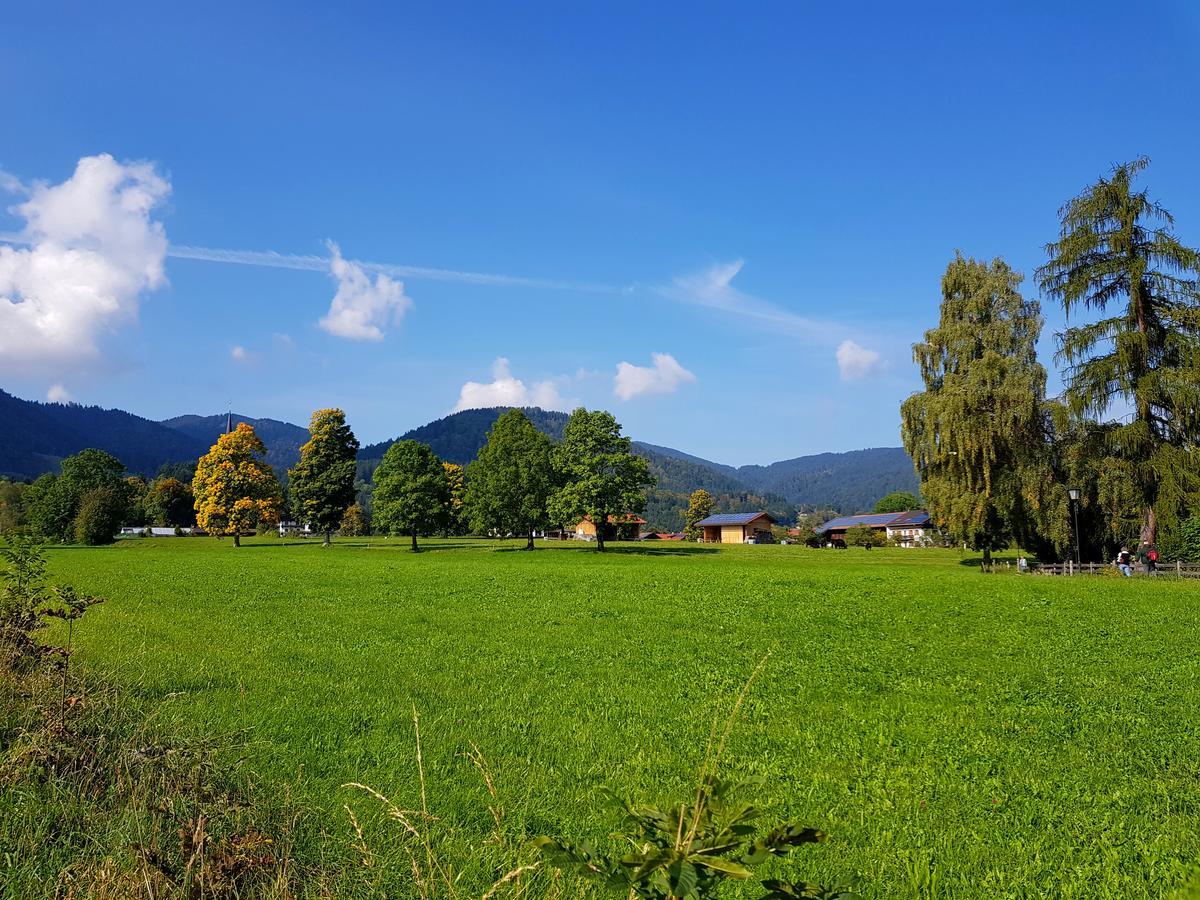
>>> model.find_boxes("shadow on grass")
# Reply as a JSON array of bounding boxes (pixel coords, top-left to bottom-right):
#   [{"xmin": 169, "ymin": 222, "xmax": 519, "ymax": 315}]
[{"xmin": 957, "ymin": 555, "xmax": 1026, "ymax": 568}]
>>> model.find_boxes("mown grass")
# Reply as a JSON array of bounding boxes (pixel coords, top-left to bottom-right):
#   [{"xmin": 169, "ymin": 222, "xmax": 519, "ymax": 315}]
[{"xmin": 17, "ymin": 537, "xmax": 1200, "ymax": 897}]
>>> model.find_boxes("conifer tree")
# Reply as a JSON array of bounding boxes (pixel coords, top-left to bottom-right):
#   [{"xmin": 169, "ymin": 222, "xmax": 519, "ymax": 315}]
[
  {"xmin": 1037, "ymin": 157, "xmax": 1200, "ymax": 543},
  {"xmin": 901, "ymin": 253, "xmax": 1050, "ymax": 565},
  {"xmin": 192, "ymin": 423, "xmax": 283, "ymax": 547},
  {"xmin": 288, "ymin": 408, "xmax": 360, "ymax": 546}
]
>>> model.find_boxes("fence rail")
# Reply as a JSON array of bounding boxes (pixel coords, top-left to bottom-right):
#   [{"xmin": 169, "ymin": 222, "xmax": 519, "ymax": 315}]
[{"xmin": 1014, "ymin": 560, "xmax": 1200, "ymax": 577}]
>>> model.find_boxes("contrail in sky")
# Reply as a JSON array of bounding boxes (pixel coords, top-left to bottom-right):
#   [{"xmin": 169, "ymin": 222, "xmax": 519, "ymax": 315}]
[
  {"xmin": 167, "ymin": 244, "xmax": 624, "ymax": 292},
  {"xmin": 0, "ymin": 233, "xmax": 625, "ymax": 293}
]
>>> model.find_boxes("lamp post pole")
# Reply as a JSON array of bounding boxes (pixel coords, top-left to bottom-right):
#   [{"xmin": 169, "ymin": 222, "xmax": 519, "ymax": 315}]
[{"xmin": 1067, "ymin": 488, "xmax": 1081, "ymax": 569}]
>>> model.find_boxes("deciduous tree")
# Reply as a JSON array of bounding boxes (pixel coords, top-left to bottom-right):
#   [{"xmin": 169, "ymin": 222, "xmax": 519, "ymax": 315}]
[
  {"xmin": 549, "ymin": 409, "xmax": 653, "ymax": 552},
  {"xmin": 192, "ymin": 423, "xmax": 283, "ymax": 547},
  {"xmin": 901, "ymin": 253, "xmax": 1050, "ymax": 566},
  {"xmin": 683, "ymin": 489, "xmax": 715, "ymax": 541},
  {"xmin": 1037, "ymin": 157, "xmax": 1200, "ymax": 544},
  {"xmin": 873, "ymin": 491, "xmax": 920, "ymax": 514},
  {"xmin": 339, "ymin": 502, "xmax": 369, "ymax": 537},
  {"xmin": 465, "ymin": 409, "xmax": 556, "ymax": 549},
  {"xmin": 441, "ymin": 462, "xmax": 468, "ymax": 536},
  {"xmin": 74, "ymin": 487, "xmax": 124, "ymax": 545},
  {"xmin": 288, "ymin": 408, "xmax": 360, "ymax": 546},
  {"xmin": 844, "ymin": 523, "xmax": 885, "ymax": 548},
  {"xmin": 372, "ymin": 440, "xmax": 449, "ymax": 552},
  {"xmin": 143, "ymin": 477, "xmax": 195, "ymax": 527}
]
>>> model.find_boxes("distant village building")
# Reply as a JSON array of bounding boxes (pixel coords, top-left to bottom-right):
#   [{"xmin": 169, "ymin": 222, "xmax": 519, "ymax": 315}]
[
  {"xmin": 278, "ymin": 520, "xmax": 314, "ymax": 537},
  {"xmin": 819, "ymin": 510, "xmax": 934, "ymax": 547},
  {"xmin": 696, "ymin": 512, "xmax": 777, "ymax": 544},
  {"xmin": 572, "ymin": 514, "xmax": 647, "ymax": 542}
]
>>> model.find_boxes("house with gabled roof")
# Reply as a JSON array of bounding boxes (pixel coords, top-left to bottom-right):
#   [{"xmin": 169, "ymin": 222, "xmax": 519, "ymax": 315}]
[
  {"xmin": 696, "ymin": 512, "xmax": 777, "ymax": 544},
  {"xmin": 573, "ymin": 514, "xmax": 647, "ymax": 542},
  {"xmin": 818, "ymin": 510, "xmax": 934, "ymax": 547}
]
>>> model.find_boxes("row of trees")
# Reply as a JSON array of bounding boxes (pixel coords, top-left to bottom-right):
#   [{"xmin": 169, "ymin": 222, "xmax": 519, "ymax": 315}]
[
  {"xmin": 180, "ymin": 406, "xmax": 653, "ymax": 552},
  {"xmin": 0, "ymin": 450, "xmax": 200, "ymax": 545},
  {"xmin": 902, "ymin": 158, "xmax": 1200, "ymax": 563}
]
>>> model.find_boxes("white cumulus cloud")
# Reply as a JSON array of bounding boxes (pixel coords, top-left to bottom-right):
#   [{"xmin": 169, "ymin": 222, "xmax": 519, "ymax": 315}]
[
  {"xmin": 453, "ymin": 358, "xmax": 568, "ymax": 412},
  {"xmin": 230, "ymin": 344, "xmax": 252, "ymax": 363},
  {"xmin": 0, "ymin": 154, "xmax": 170, "ymax": 375},
  {"xmin": 47, "ymin": 384, "xmax": 72, "ymax": 403},
  {"xmin": 836, "ymin": 339, "xmax": 884, "ymax": 381},
  {"xmin": 614, "ymin": 353, "xmax": 696, "ymax": 401},
  {"xmin": 318, "ymin": 242, "xmax": 412, "ymax": 341}
]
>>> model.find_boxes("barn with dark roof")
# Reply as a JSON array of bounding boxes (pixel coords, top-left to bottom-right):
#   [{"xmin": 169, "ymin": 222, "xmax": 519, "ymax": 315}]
[
  {"xmin": 696, "ymin": 512, "xmax": 777, "ymax": 544},
  {"xmin": 819, "ymin": 510, "xmax": 933, "ymax": 547}
]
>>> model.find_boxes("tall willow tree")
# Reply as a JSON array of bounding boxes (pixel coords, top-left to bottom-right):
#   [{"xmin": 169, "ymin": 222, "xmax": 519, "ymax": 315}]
[
  {"xmin": 901, "ymin": 253, "xmax": 1050, "ymax": 564},
  {"xmin": 1038, "ymin": 157, "xmax": 1200, "ymax": 544}
]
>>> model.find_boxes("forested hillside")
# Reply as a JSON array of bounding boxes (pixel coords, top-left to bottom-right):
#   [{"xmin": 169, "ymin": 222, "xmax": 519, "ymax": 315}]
[
  {"xmin": 0, "ymin": 390, "xmax": 205, "ymax": 479},
  {"xmin": 2, "ymin": 393, "xmax": 917, "ymax": 524},
  {"xmin": 161, "ymin": 414, "xmax": 310, "ymax": 478}
]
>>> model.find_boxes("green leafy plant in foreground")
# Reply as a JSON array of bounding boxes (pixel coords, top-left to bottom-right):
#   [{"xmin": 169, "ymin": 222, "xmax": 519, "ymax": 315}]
[
  {"xmin": 534, "ymin": 779, "xmax": 860, "ymax": 898},
  {"xmin": 535, "ymin": 654, "xmax": 861, "ymax": 899}
]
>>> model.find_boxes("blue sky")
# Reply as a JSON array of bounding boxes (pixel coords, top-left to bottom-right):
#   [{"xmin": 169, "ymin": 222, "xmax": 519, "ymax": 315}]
[{"xmin": 2, "ymin": 1, "xmax": 1199, "ymax": 464}]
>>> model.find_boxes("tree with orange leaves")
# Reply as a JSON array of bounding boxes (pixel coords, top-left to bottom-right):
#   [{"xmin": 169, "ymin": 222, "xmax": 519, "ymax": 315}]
[{"xmin": 192, "ymin": 422, "xmax": 283, "ymax": 547}]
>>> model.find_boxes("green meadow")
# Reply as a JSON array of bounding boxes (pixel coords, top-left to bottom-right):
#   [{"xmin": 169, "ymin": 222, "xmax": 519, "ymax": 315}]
[{"xmin": 27, "ymin": 538, "xmax": 1200, "ymax": 897}]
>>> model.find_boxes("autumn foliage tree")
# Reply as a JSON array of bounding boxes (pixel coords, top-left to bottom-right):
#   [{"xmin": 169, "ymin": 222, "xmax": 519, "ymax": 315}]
[
  {"xmin": 192, "ymin": 423, "xmax": 283, "ymax": 547},
  {"xmin": 683, "ymin": 489, "xmax": 715, "ymax": 540},
  {"xmin": 441, "ymin": 462, "xmax": 468, "ymax": 536},
  {"xmin": 288, "ymin": 408, "xmax": 360, "ymax": 546}
]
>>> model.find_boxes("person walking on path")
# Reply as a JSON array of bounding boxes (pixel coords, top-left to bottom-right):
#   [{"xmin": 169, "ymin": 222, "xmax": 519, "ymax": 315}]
[
  {"xmin": 1116, "ymin": 546, "xmax": 1134, "ymax": 578},
  {"xmin": 1137, "ymin": 540, "xmax": 1159, "ymax": 576}
]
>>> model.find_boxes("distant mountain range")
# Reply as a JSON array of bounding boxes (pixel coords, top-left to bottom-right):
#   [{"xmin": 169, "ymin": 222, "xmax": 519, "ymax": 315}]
[{"xmin": 0, "ymin": 390, "xmax": 919, "ymax": 523}]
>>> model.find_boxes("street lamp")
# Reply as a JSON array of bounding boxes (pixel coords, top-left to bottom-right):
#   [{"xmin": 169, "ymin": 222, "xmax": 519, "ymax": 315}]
[{"xmin": 1067, "ymin": 488, "xmax": 1081, "ymax": 568}]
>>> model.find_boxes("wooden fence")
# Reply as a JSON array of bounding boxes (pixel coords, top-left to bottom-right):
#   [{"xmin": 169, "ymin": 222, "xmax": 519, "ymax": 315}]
[{"xmin": 1007, "ymin": 560, "xmax": 1200, "ymax": 577}]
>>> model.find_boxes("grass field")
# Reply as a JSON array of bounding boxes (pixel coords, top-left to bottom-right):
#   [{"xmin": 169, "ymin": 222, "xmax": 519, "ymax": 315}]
[{"xmin": 25, "ymin": 537, "xmax": 1200, "ymax": 897}]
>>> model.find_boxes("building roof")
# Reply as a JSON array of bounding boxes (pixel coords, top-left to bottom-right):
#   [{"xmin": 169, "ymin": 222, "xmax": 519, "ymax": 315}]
[
  {"xmin": 578, "ymin": 514, "xmax": 648, "ymax": 525},
  {"xmin": 819, "ymin": 510, "xmax": 929, "ymax": 531},
  {"xmin": 696, "ymin": 512, "xmax": 777, "ymax": 527}
]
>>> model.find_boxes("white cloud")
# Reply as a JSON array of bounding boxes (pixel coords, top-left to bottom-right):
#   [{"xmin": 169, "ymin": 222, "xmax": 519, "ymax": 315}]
[
  {"xmin": 318, "ymin": 242, "xmax": 413, "ymax": 341},
  {"xmin": 230, "ymin": 344, "xmax": 252, "ymax": 363},
  {"xmin": 661, "ymin": 260, "xmax": 838, "ymax": 341},
  {"xmin": 836, "ymin": 339, "xmax": 884, "ymax": 381},
  {"xmin": 0, "ymin": 154, "xmax": 170, "ymax": 375},
  {"xmin": 453, "ymin": 358, "xmax": 568, "ymax": 412},
  {"xmin": 46, "ymin": 384, "xmax": 72, "ymax": 403},
  {"xmin": 614, "ymin": 353, "xmax": 696, "ymax": 401}
]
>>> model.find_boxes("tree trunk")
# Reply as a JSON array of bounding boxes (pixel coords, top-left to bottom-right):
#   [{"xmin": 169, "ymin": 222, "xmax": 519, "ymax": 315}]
[
  {"xmin": 233, "ymin": 532, "xmax": 241, "ymax": 548},
  {"xmin": 323, "ymin": 530, "xmax": 332, "ymax": 547},
  {"xmin": 526, "ymin": 529, "xmax": 535, "ymax": 551},
  {"xmin": 1142, "ymin": 505, "xmax": 1157, "ymax": 545},
  {"xmin": 982, "ymin": 546, "xmax": 991, "ymax": 569},
  {"xmin": 595, "ymin": 531, "xmax": 605, "ymax": 552},
  {"xmin": 411, "ymin": 532, "xmax": 419, "ymax": 552}
]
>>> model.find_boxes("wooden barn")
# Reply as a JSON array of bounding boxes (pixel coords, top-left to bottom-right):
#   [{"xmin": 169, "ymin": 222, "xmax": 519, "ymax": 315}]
[{"xmin": 696, "ymin": 512, "xmax": 777, "ymax": 544}]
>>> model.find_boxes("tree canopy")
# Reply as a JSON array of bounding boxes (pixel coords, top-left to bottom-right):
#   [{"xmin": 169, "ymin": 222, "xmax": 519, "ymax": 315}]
[
  {"xmin": 288, "ymin": 408, "xmax": 359, "ymax": 545},
  {"xmin": 548, "ymin": 409, "xmax": 653, "ymax": 551},
  {"xmin": 371, "ymin": 440, "xmax": 449, "ymax": 551},
  {"xmin": 901, "ymin": 253, "xmax": 1050, "ymax": 563},
  {"xmin": 192, "ymin": 423, "xmax": 283, "ymax": 547},
  {"xmin": 1037, "ymin": 157, "xmax": 1200, "ymax": 544},
  {"xmin": 683, "ymin": 489, "xmax": 714, "ymax": 540},
  {"xmin": 874, "ymin": 491, "xmax": 921, "ymax": 514},
  {"xmin": 465, "ymin": 410, "xmax": 556, "ymax": 549}
]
